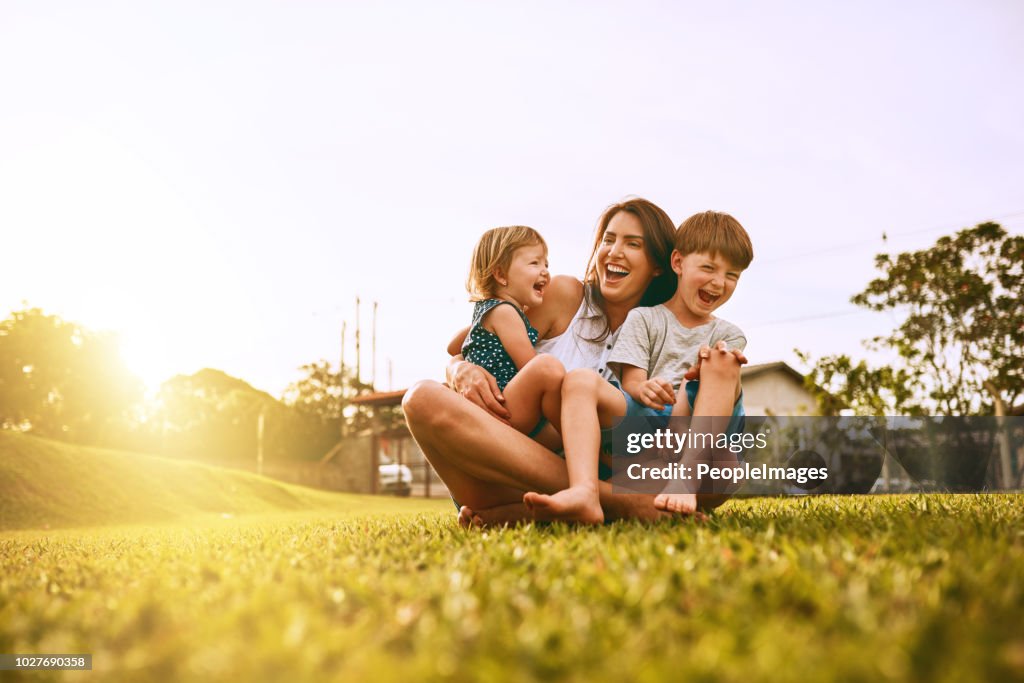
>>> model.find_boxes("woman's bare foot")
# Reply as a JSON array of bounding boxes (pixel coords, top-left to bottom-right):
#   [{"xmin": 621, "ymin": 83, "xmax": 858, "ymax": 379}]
[
  {"xmin": 523, "ymin": 486, "xmax": 605, "ymax": 525},
  {"xmin": 653, "ymin": 492, "xmax": 698, "ymax": 514},
  {"xmin": 457, "ymin": 505, "xmax": 482, "ymax": 528},
  {"xmin": 457, "ymin": 503, "xmax": 532, "ymax": 529}
]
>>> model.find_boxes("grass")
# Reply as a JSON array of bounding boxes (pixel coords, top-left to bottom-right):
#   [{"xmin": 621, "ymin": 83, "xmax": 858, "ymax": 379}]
[
  {"xmin": 2, "ymin": 435, "xmax": 1023, "ymax": 682},
  {"xmin": 0, "ymin": 432, "xmax": 443, "ymax": 530}
]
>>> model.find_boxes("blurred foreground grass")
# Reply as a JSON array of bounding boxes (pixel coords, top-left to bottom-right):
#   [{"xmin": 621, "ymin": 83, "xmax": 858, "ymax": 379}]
[{"xmin": 2, "ymin": 494, "xmax": 1023, "ymax": 683}]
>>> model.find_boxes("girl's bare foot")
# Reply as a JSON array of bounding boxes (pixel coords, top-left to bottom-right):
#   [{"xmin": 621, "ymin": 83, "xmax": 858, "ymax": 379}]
[{"xmin": 523, "ymin": 486, "xmax": 605, "ymax": 525}]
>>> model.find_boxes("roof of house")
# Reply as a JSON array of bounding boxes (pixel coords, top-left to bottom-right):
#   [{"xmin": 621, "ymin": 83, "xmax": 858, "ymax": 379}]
[
  {"xmin": 348, "ymin": 389, "xmax": 408, "ymax": 407},
  {"xmin": 740, "ymin": 361, "xmax": 806, "ymax": 384}
]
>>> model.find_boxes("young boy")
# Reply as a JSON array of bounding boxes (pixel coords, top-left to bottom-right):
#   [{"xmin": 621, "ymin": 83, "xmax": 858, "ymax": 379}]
[{"xmin": 524, "ymin": 210, "xmax": 753, "ymax": 524}]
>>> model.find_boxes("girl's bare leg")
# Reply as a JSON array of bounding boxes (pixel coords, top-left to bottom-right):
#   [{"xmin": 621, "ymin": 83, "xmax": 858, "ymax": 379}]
[
  {"xmin": 501, "ymin": 354, "xmax": 565, "ymax": 450},
  {"xmin": 523, "ymin": 369, "xmax": 625, "ymax": 524}
]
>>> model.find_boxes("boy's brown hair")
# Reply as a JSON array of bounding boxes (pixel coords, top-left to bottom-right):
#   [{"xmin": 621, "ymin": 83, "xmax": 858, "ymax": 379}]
[
  {"xmin": 675, "ymin": 211, "xmax": 754, "ymax": 269},
  {"xmin": 466, "ymin": 226, "xmax": 547, "ymax": 301}
]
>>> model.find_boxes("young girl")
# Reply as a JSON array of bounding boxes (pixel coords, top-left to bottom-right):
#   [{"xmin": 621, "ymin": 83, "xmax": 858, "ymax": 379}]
[{"xmin": 459, "ymin": 226, "xmax": 565, "ymax": 449}]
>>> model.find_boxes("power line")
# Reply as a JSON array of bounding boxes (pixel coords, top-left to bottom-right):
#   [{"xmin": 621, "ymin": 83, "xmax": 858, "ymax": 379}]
[
  {"xmin": 757, "ymin": 210, "xmax": 1024, "ymax": 266},
  {"xmin": 746, "ymin": 309, "xmax": 868, "ymax": 329}
]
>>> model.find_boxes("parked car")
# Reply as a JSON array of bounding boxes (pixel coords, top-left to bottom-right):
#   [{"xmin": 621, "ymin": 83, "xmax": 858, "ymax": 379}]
[{"xmin": 378, "ymin": 456, "xmax": 413, "ymax": 496}]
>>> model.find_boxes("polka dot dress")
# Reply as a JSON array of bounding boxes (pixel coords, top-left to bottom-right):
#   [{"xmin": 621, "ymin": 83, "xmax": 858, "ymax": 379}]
[{"xmin": 462, "ymin": 299, "xmax": 539, "ymax": 391}]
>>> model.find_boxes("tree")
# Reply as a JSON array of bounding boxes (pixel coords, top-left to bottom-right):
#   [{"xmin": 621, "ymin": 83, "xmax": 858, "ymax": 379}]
[
  {"xmin": 150, "ymin": 368, "xmax": 339, "ymax": 464},
  {"xmin": 802, "ymin": 222, "xmax": 1023, "ymax": 416},
  {"xmin": 282, "ymin": 360, "xmax": 400, "ymax": 435},
  {"xmin": 801, "ymin": 223, "xmax": 1023, "ymax": 489},
  {"xmin": 0, "ymin": 307, "xmax": 142, "ymax": 444}
]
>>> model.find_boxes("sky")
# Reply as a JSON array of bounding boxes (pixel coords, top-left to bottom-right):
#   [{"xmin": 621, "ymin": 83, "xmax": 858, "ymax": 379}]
[{"xmin": 2, "ymin": 1, "xmax": 1022, "ymax": 397}]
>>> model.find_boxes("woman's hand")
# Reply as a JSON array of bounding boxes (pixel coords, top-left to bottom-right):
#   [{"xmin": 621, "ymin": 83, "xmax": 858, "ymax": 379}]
[
  {"xmin": 683, "ymin": 341, "xmax": 748, "ymax": 381},
  {"xmin": 448, "ymin": 359, "xmax": 512, "ymax": 423}
]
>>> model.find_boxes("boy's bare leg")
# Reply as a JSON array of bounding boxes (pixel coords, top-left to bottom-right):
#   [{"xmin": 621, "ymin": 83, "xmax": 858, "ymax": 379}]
[
  {"xmin": 652, "ymin": 391, "xmax": 699, "ymax": 514},
  {"xmin": 523, "ymin": 369, "xmax": 624, "ymax": 524},
  {"xmin": 654, "ymin": 349, "xmax": 742, "ymax": 513}
]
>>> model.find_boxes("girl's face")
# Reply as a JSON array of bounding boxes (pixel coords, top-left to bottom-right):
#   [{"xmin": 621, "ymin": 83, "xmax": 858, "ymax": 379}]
[
  {"xmin": 595, "ymin": 211, "xmax": 660, "ymax": 305},
  {"xmin": 496, "ymin": 243, "xmax": 550, "ymax": 310}
]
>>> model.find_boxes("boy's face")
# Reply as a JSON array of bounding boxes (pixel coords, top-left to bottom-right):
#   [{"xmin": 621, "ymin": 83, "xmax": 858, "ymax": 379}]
[{"xmin": 671, "ymin": 250, "xmax": 743, "ymax": 319}]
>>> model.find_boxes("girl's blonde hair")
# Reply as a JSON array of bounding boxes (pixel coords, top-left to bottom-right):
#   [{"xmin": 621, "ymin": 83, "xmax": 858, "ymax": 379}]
[{"xmin": 466, "ymin": 226, "xmax": 548, "ymax": 301}]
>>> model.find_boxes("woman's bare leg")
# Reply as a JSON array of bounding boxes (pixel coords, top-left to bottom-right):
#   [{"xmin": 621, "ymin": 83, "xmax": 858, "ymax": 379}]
[
  {"xmin": 523, "ymin": 369, "xmax": 625, "ymax": 524},
  {"xmin": 403, "ymin": 380, "xmax": 676, "ymax": 524},
  {"xmin": 403, "ymin": 381, "xmax": 570, "ymax": 508}
]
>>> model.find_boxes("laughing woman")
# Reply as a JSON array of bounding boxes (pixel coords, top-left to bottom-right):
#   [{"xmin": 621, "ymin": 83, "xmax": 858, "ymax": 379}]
[{"xmin": 402, "ymin": 198, "xmax": 746, "ymax": 525}]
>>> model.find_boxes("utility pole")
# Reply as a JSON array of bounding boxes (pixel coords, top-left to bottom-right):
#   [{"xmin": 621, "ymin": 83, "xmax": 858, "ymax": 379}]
[
  {"xmin": 340, "ymin": 320, "xmax": 346, "ymax": 391},
  {"xmin": 372, "ymin": 301, "xmax": 378, "ymax": 391},
  {"xmin": 340, "ymin": 321, "xmax": 347, "ymax": 439},
  {"xmin": 355, "ymin": 296, "xmax": 362, "ymax": 391}
]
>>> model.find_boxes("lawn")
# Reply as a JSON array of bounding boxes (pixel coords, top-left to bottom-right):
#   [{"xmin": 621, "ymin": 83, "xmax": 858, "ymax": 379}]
[{"xmin": 2, "ymin": 494, "xmax": 1023, "ymax": 682}]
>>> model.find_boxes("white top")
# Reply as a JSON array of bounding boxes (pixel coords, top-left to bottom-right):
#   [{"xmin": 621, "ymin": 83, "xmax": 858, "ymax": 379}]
[{"xmin": 535, "ymin": 292, "xmax": 619, "ymax": 382}]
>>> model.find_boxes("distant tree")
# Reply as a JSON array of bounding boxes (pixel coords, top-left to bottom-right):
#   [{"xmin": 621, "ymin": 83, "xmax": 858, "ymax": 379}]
[
  {"xmin": 0, "ymin": 307, "xmax": 142, "ymax": 444},
  {"xmin": 794, "ymin": 352, "xmax": 919, "ymax": 416},
  {"xmin": 152, "ymin": 368, "xmax": 337, "ymax": 464},
  {"xmin": 282, "ymin": 360, "xmax": 401, "ymax": 436},
  {"xmin": 802, "ymin": 222, "xmax": 1023, "ymax": 416}
]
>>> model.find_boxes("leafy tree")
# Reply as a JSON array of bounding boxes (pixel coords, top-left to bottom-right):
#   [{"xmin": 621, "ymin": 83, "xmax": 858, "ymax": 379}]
[
  {"xmin": 0, "ymin": 307, "xmax": 142, "ymax": 444},
  {"xmin": 802, "ymin": 222, "xmax": 1023, "ymax": 416},
  {"xmin": 282, "ymin": 360, "xmax": 401, "ymax": 435},
  {"xmin": 150, "ymin": 368, "xmax": 339, "ymax": 464}
]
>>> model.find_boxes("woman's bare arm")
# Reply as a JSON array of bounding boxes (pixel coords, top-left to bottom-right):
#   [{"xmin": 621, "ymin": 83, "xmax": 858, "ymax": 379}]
[{"xmin": 447, "ymin": 326, "xmax": 470, "ymax": 357}]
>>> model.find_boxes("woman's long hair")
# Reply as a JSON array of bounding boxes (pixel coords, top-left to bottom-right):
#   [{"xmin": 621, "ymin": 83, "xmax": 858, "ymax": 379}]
[{"xmin": 581, "ymin": 198, "xmax": 677, "ymax": 341}]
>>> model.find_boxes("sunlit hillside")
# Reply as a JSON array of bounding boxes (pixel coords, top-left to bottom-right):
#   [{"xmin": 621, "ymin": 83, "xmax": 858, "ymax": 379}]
[{"xmin": 0, "ymin": 431, "xmax": 443, "ymax": 531}]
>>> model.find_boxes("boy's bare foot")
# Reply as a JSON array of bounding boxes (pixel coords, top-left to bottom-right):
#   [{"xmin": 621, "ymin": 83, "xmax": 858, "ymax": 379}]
[
  {"xmin": 653, "ymin": 492, "xmax": 698, "ymax": 515},
  {"xmin": 457, "ymin": 503, "xmax": 532, "ymax": 529},
  {"xmin": 523, "ymin": 487, "xmax": 605, "ymax": 525}
]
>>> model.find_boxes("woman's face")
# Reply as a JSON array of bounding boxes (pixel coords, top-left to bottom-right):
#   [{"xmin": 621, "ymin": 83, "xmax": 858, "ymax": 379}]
[{"xmin": 595, "ymin": 211, "xmax": 660, "ymax": 304}]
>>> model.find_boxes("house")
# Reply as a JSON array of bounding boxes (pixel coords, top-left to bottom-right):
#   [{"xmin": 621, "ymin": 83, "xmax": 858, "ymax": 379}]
[
  {"xmin": 319, "ymin": 390, "xmax": 447, "ymax": 498},
  {"xmin": 740, "ymin": 362, "xmax": 819, "ymax": 416}
]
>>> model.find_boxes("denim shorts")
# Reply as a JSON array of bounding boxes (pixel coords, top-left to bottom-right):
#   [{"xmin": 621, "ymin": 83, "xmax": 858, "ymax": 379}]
[{"xmin": 595, "ymin": 380, "xmax": 747, "ymax": 477}]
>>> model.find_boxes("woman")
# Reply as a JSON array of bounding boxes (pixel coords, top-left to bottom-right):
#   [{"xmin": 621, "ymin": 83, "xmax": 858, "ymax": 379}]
[{"xmin": 402, "ymin": 198, "xmax": 745, "ymax": 525}]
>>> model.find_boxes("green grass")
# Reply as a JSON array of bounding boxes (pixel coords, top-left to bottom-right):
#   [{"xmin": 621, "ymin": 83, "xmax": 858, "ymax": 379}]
[
  {"xmin": 1, "ymin": 434, "xmax": 1023, "ymax": 682},
  {"xmin": 0, "ymin": 432, "xmax": 443, "ymax": 530},
  {"xmin": 2, "ymin": 496, "xmax": 1022, "ymax": 682}
]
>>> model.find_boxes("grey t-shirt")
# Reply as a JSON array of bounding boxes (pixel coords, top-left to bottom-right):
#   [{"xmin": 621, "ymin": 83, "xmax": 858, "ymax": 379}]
[{"xmin": 608, "ymin": 305, "xmax": 747, "ymax": 388}]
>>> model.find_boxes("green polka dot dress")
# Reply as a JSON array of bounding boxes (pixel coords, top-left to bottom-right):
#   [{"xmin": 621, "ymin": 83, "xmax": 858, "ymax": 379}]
[{"xmin": 462, "ymin": 299, "xmax": 539, "ymax": 391}]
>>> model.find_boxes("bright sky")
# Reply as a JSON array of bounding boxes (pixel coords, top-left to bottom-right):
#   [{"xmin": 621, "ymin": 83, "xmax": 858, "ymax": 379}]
[{"xmin": 2, "ymin": 1, "xmax": 1022, "ymax": 396}]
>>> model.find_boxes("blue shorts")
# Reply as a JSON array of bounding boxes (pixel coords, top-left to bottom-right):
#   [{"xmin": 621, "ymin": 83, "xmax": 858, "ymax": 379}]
[{"xmin": 595, "ymin": 380, "xmax": 747, "ymax": 479}]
